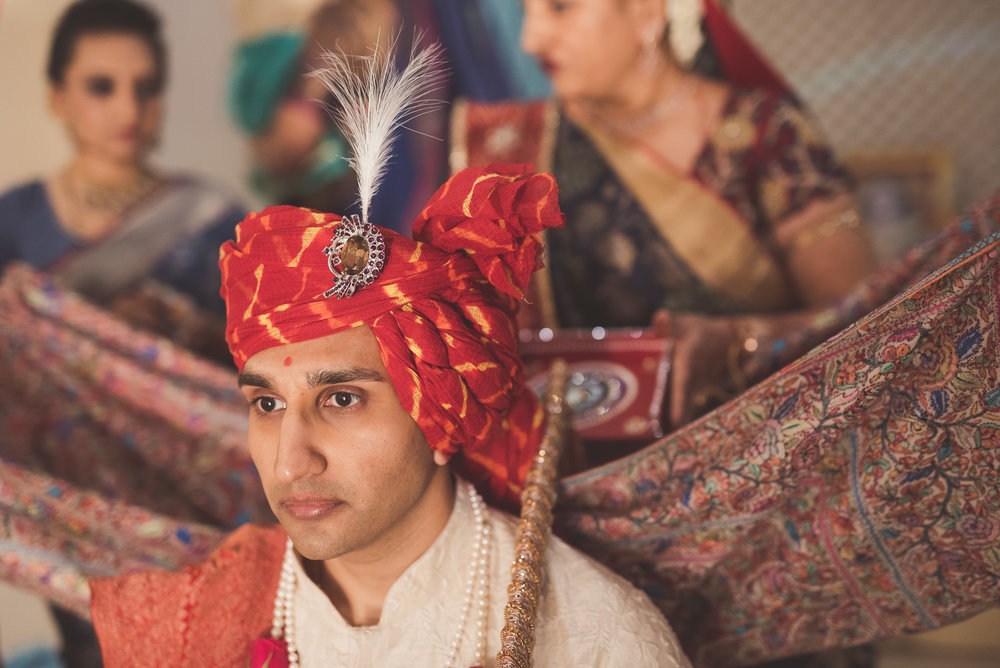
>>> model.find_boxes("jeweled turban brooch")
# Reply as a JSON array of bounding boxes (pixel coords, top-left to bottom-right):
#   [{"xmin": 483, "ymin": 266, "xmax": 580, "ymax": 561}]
[{"xmin": 322, "ymin": 214, "xmax": 386, "ymax": 299}]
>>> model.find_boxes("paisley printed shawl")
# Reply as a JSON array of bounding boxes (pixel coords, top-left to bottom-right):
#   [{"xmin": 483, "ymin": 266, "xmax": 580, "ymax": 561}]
[{"xmin": 556, "ymin": 194, "xmax": 1000, "ymax": 666}]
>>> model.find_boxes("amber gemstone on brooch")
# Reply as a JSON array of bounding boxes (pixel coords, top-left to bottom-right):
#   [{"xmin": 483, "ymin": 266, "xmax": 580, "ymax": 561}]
[
  {"xmin": 321, "ymin": 214, "xmax": 386, "ymax": 299},
  {"xmin": 340, "ymin": 235, "xmax": 370, "ymax": 275}
]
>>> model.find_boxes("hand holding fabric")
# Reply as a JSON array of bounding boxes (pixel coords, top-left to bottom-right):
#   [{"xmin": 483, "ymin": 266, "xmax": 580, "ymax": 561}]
[{"xmin": 652, "ymin": 309, "xmax": 742, "ymax": 429}]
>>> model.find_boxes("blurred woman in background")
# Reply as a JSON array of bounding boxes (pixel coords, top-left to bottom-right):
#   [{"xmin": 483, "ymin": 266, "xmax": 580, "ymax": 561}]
[
  {"xmin": 0, "ymin": 0, "xmax": 245, "ymax": 364},
  {"xmin": 0, "ymin": 1, "xmax": 250, "ymax": 664},
  {"xmin": 452, "ymin": 0, "xmax": 879, "ymax": 432}
]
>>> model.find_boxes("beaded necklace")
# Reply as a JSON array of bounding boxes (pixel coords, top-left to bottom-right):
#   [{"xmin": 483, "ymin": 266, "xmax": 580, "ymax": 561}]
[
  {"xmin": 584, "ymin": 76, "xmax": 699, "ymax": 135},
  {"xmin": 270, "ymin": 483, "xmax": 492, "ymax": 668}
]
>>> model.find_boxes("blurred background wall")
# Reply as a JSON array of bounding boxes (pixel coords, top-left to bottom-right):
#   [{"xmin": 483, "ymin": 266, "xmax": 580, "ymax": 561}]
[
  {"xmin": 734, "ymin": 0, "xmax": 999, "ymax": 211},
  {"xmin": 732, "ymin": 0, "xmax": 1000, "ymax": 263}
]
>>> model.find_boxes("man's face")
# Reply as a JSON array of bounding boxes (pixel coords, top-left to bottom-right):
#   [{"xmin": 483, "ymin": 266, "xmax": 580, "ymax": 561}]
[{"xmin": 238, "ymin": 325, "xmax": 450, "ymax": 562}]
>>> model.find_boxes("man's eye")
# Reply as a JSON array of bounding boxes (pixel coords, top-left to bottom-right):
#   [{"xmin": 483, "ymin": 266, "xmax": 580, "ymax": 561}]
[
  {"xmin": 330, "ymin": 392, "xmax": 360, "ymax": 408},
  {"xmin": 252, "ymin": 396, "xmax": 284, "ymax": 413}
]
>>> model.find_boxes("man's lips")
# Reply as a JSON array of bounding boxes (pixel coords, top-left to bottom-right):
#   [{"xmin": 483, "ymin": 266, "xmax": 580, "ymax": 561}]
[{"xmin": 279, "ymin": 495, "xmax": 345, "ymax": 520}]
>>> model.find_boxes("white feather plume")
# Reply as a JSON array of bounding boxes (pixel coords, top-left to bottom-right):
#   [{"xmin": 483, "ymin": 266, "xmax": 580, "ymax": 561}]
[{"xmin": 310, "ymin": 34, "xmax": 446, "ymax": 225}]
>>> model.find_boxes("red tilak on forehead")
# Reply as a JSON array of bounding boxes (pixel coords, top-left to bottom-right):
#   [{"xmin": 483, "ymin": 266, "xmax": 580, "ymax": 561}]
[{"xmin": 283, "ymin": 356, "xmax": 293, "ymax": 367}]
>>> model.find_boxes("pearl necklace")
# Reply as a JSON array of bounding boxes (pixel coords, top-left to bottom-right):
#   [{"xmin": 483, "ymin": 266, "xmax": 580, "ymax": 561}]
[
  {"xmin": 272, "ymin": 539, "xmax": 300, "ymax": 666},
  {"xmin": 446, "ymin": 484, "xmax": 491, "ymax": 667},
  {"xmin": 270, "ymin": 483, "xmax": 492, "ymax": 668}
]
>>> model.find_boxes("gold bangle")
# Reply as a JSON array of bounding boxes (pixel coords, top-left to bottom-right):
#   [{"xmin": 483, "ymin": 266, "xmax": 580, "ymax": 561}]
[{"xmin": 784, "ymin": 207, "xmax": 862, "ymax": 254}]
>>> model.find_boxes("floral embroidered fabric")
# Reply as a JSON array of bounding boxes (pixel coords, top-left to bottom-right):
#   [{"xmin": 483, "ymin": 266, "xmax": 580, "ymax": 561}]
[{"xmin": 557, "ymin": 195, "xmax": 1000, "ymax": 665}]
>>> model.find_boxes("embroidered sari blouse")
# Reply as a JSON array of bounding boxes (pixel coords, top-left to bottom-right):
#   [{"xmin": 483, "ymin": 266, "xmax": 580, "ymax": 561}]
[{"xmin": 545, "ymin": 88, "xmax": 854, "ymax": 328}]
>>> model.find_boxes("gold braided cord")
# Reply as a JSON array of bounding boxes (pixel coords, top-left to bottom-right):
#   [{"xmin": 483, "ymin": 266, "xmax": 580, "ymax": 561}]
[{"xmin": 496, "ymin": 359, "xmax": 570, "ymax": 668}]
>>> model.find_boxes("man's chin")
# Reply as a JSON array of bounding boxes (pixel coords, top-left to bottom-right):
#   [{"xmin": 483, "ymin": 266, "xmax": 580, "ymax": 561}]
[{"xmin": 282, "ymin": 520, "xmax": 354, "ymax": 562}]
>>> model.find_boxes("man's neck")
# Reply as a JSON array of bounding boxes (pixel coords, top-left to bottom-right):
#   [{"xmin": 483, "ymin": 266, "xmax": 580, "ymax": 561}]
[{"xmin": 312, "ymin": 469, "xmax": 456, "ymax": 626}]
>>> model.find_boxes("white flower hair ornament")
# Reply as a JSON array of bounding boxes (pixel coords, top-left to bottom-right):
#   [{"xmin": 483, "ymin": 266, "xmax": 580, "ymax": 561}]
[{"xmin": 667, "ymin": 0, "xmax": 705, "ymax": 69}]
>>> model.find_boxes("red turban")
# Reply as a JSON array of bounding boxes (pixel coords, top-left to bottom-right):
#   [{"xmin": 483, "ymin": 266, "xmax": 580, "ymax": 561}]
[{"xmin": 219, "ymin": 164, "xmax": 564, "ymax": 505}]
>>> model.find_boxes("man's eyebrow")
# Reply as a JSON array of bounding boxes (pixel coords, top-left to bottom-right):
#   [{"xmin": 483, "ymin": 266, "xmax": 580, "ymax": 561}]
[
  {"xmin": 306, "ymin": 367, "xmax": 386, "ymax": 387},
  {"xmin": 237, "ymin": 371, "xmax": 273, "ymax": 389},
  {"xmin": 238, "ymin": 367, "xmax": 386, "ymax": 389}
]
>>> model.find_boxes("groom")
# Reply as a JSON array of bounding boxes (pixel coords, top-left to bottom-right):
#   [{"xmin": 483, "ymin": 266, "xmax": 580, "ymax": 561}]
[{"xmin": 89, "ymin": 164, "xmax": 690, "ymax": 667}]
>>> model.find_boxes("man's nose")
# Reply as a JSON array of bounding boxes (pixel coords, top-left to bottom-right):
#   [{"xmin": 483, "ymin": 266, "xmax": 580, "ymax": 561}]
[{"xmin": 273, "ymin": 408, "xmax": 327, "ymax": 483}]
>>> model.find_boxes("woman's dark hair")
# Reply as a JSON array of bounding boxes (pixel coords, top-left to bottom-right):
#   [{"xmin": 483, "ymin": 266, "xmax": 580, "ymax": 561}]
[{"xmin": 46, "ymin": 0, "xmax": 167, "ymax": 90}]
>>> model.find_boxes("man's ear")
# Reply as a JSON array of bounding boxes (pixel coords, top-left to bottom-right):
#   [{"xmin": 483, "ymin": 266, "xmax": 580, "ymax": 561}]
[{"xmin": 432, "ymin": 449, "xmax": 451, "ymax": 467}]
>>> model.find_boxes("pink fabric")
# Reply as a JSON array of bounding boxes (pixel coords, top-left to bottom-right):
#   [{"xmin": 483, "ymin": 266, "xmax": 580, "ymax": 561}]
[{"xmin": 90, "ymin": 524, "xmax": 285, "ymax": 666}]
